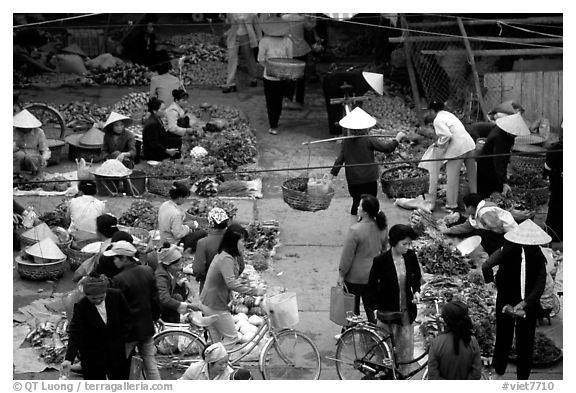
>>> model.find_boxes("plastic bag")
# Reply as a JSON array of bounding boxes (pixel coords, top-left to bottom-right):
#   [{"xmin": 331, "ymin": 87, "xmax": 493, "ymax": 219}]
[
  {"xmin": 307, "ymin": 174, "xmax": 332, "ymax": 196},
  {"xmin": 76, "ymin": 158, "xmax": 93, "ymax": 180}
]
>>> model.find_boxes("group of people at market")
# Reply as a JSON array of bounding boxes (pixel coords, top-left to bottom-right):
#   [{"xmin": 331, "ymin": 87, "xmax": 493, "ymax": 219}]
[{"xmin": 57, "ymin": 180, "xmax": 259, "ymax": 380}]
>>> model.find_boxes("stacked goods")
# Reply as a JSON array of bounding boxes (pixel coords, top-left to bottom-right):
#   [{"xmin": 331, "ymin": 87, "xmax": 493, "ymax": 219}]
[
  {"xmin": 118, "ymin": 200, "xmax": 158, "ymax": 231},
  {"xmin": 178, "ymin": 42, "xmax": 227, "ymax": 63},
  {"xmin": 186, "ymin": 197, "xmax": 238, "ymax": 221},
  {"xmin": 25, "ymin": 317, "xmax": 69, "ymax": 365},
  {"xmin": 87, "ymin": 63, "xmax": 150, "ymax": 86}
]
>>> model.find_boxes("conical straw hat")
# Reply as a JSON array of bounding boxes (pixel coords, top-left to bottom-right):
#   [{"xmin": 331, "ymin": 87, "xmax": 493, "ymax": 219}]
[
  {"xmin": 339, "ymin": 107, "xmax": 377, "ymax": 130},
  {"xmin": 79, "ymin": 127, "xmax": 105, "ymax": 147},
  {"xmin": 362, "ymin": 72, "xmax": 384, "ymax": 95},
  {"xmin": 495, "ymin": 113, "xmax": 530, "ymax": 136},
  {"xmin": 14, "ymin": 109, "xmax": 42, "ymax": 128},
  {"xmin": 103, "ymin": 112, "xmax": 132, "ymax": 130},
  {"xmin": 22, "ymin": 222, "xmax": 59, "ymax": 243},
  {"xmin": 504, "ymin": 219, "xmax": 552, "ymax": 245},
  {"xmin": 490, "ymin": 100, "xmax": 523, "ymax": 116},
  {"xmin": 25, "ymin": 238, "xmax": 66, "ymax": 261}
]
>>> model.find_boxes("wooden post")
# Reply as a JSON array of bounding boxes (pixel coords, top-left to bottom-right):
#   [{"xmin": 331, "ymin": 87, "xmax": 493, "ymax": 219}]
[
  {"xmin": 400, "ymin": 15, "xmax": 424, "ymax": 125},
  {"xmin": 457, "ymin": 17, "xmax": 490, "ymax": 121}
]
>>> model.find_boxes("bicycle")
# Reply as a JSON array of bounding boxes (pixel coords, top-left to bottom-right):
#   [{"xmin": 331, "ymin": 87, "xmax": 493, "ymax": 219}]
[
  {"xmin": 152, "ymin": 298, "xmax": 322, "ymax": 380},
  {"xmin": 329, "ymin": 295, "xmax": 444, "ymax": 380}
]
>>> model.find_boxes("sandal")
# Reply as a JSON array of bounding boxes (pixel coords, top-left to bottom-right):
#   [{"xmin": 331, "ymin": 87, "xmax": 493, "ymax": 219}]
[{"xmin": 268, "ymin": 128, "xmax": 278, "ymax": 135}]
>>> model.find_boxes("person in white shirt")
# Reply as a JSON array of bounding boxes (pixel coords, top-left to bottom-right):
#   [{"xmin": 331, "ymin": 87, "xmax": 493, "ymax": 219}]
[
  {"xmin": 441, "ymin": 193, "xmax": 518, "ymax": 255},
  {"xmin": 149, "ymin": 53, "xmax": 182, "ymax": 106},
  {"xmin": 423, "ymin": 101, "xmax": 477, "ymax": 212},
  {"xmin": 257, "ymin": 16, "xmax": 293, "ymax": 135},
  {"xmin": 67, "ymin": 180, "xmax": 106, "ymax": 242}
]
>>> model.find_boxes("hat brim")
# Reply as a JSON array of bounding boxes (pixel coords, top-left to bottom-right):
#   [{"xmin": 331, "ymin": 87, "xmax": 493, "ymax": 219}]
[
  {"xmin": 495, "ymin": 114, "xmax": 530, "ymax": 136},
  {"xmin": 65, "ymin": 133, "xmax": 104, "ymax": 148}
]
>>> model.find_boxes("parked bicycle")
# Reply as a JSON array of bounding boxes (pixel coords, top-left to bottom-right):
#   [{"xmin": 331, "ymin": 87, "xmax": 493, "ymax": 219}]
[{"xmin": 152, "ymin": 296, "xmax": 322, "ymax": 380}]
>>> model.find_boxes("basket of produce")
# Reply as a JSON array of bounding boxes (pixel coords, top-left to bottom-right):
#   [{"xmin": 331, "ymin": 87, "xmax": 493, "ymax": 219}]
[
  {"xmin": 281, "ymin": 177, "xmax": 335, "ymax": 212},
  {"xmin": 46, "ymin": 139, "xmax": 66, "ymax": 166},
  {"xmin": 509, "ymin": 332, "xmax": 562, "ymax": 367},
  {"xmin": 118, "ymin": 200, "xmax": 158, "ymax": 231},
  {"xmin": 17, "ymin": 238, "xmax": 68, "ymax": 280},
  {"xmin": 147, "ymin": 176, "xmax": 191, "ymax": 197},
  {"xmin": 20, "ymin": 223, "xmax": 71, "ymax": 251},
  {"xmin": 510, "ymin": 145, "xmax": 546, "ymax": 175},
  {"xmin": 65, "ymin": 239, "xmax": 100, "ymax": 271},
  {"xmin": 266, "ymin": 58, "xmax": 306, "ymax": 80},
  {"xmin": 380, "ymin": 165, "xmax": 429, "ymax": 199}
]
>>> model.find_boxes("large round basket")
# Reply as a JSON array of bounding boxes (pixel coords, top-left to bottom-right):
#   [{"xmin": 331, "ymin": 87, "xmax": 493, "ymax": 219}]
[
  {"xmin": 16, "ymin": 255, "xmax": 68, "ymax": 281},
  {"xmin": 380, "ymin": 165, "xmax": 430, "ymax": 199},
  {"xmin": 510, "ymin": 145, "xmax": 546, "ymax": 175},
  {"xmin": 65, "ymin": 240, "xmax": 100, "ymax": 271},
  {"xmin": 147, "ymin": 177, "xmax": 190, "ymax": 197},
  {"xmin": 282, "ymin": 177, "xmax": 335, "ymax": 212},
  {"xmin": 266, "ymin": 58, "xmax": 306, "ymax": 80},
  {"xmin": 511, "ymin": 186, "xmax": 550, "ymax": 206},
  {"xmin": 46, "ymin": 139, "xmax": 66, "ymax": 166},
  {"xmin": 20, "ymin": 235, "xmax": 72, "ymax": 252}
]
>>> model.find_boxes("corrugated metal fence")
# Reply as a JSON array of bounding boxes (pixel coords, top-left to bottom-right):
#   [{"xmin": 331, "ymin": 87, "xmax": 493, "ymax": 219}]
[{"xmin": 483, "ymin": 71, "xmax": 563, "ymax": 128}]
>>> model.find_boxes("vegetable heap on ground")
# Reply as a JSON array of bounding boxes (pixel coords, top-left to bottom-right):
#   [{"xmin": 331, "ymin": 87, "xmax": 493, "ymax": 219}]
[
  {"xmin": 39, "ymin": 200, "xmax": 70, "ymax": 228},
  {"xmin": 118, "ymin": 200, "xmax": 158, "ymax": 231},
  {"xmin": 25, "ymin": 318, "xmax": 69, "ymax": 365},
  {"xmin": 413, "ymin": 229, "xmax": 473, "ymax": 276},
  {"xmin": 186, "ymin": 197, "xmax": 238, "ymax": 220},
  {"xmin": 509, "ymin": 332, "xmax": 562, "ymax": 365}
]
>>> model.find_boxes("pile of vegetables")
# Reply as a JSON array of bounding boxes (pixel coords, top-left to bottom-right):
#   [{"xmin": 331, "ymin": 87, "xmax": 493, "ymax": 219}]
[
  {"xmin": 510, "ymin": 332, "xmax": 562, "ymax": 365},
  {"xmin": 409, "ymin": 208, "xmax": 441, "ymax": 236},
  {"xmin": 245, "ymin": 221, "xmax": 280, "ymax": 253},
  {"xmin": 488, "ymin": 191, "xmax": 538, "ymax": 212},
  {"xmin": 14, "ymin": 175, "xmax": 71, "ymax": 192},
  {"xmin": 186, "ymin": 197, "xmax": 238, "ymax": 220},
  {"xmin": 86, "ymin": 63, "xmax": 150, "ymax": 86},
  {"xmin": 168, "ymin": 32, "xmax": 221, "ymax": 47},
  {"xmin": 25, "ymin": 318, "xmax": 68, "ymax": 365},
  {"xmin": 381, "ymin": 165, "xmax": 427, "ymax": 181},
  {"xmin": 55, "ymin": 100, "xmax": 111, "ymax": 129},
  {"xmin": 191, "ymin": 177, "xmax": 219, "ymax": 197},
  {"xmin": 363, "ymin": 91, "xmax": 419, "ymax": 133},
  {"xmin": 112, "ymin": 92, "xmax": 149, "ymax": 119},
  {"xmin": 413, "ymin": 232, "xmax": 473, "ymax": 276},
  {"xmin": 39, "ymin": 199, "xmax": 70, "ymax": 228},
  {"xmin": 118, "ymin": 200, "xmax": 158, "ymax": 231},
  {"xmin": 508, "ymin": 173, "xmax": 548, "ymax": 190},
  {"xmin": 180, "ymin": 61, "xmax": 227, "ymax": 87}
]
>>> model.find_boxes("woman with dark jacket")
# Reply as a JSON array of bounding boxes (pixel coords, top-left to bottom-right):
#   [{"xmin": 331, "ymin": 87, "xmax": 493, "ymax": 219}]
[
  {"xmin": 102, "ymin": 111, "xmax": 137, "ymax": 169},
  {"xmin": 476, "ymin": 113, "xmax": 530, "ymax": 198},
  {"xmin": 367, "ymin": 224, "xmax": 421, "ymax": 372},
  {"xmin": 142, "ymin": 97, "xmax": 181, "ymax": 161},
  {"xmin": 482, "ymin": 219, "xmax": 549, "ymax": 380},
  {"xmin": 544, "ymin": 125, "xmax": 562, "ymax": 242}
]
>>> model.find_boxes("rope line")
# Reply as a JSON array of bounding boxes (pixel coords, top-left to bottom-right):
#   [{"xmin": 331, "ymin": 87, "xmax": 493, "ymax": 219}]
[
  {"xmin": 13, "ymin": 14, "xmax": 103, "ymax": 28},
  {"xmin": 14, "ymin": 149, "xmax": 562, "ymax": 186}
]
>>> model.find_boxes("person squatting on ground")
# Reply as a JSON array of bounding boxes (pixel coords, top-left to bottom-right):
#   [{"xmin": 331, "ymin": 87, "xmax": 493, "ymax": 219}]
[
  {"xmin": 427, "ymin": 300, "xmax": 482, "ymax": 380},
  {"xmin": 142, "ymin": 97, "xmax": 181, "ymax": 161},
  {"xmin": 13, "ymin": 109, "xmax": 51, "ymax": 178},
  {"xmin": 482, "ymin": 219, "xmax": 550, "ymax": 380},
  {"xmin": 337, "ymin": 194, "xmax": 389, "ymax": 326},
  {"xmin": 102, "ymin": 111, "xmax": 136, "ymax": 169},
  {"xmin": 179, "ymin": 342, "xmax": 234, "ymax": 380}
]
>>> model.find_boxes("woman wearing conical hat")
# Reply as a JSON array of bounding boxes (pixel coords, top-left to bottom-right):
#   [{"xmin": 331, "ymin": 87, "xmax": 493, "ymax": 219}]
[
  {"xmin": 13, "ymin": 109, "xmax": 51, "ymax": 178},
  {"xmin": 476, "ymin": 112, "xmax": 530, "ymax": 198},
  {"xmin": 482, "ymin": 219, "xmax": 550, "ymax": 380},
  {"xmin": 102, "ymin": 112, "xmax": 136, "ymax": 169}
]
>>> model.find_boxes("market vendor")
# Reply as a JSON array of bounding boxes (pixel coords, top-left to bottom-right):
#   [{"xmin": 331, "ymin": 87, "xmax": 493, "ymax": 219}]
[
  {"xmin": 466, "ymin": 101, "xmax": 525, "ymax": 141},
  {"xmin": 165, "ymin": 89, "xmax": 202, "ymax": 138},
  {"xmin": 440, "ymin": 193, "xmax": 518, "ymax": 255},
  {"xmin": 142, "ymin": 97, "xmax": 181, "ymax": 161},
  {"xmin": 543, "ymin": 122, "xmax": 562, "ymax": 243},
  {"xmin": 102, "ymin": 111, "xmax": 137, "ymax": 169},
  {"xmin": 149, "ymin": 51, "xmax": 182, "ymax": 105},
  {"xmin": 482, "ymin": 219, "xmax": 550, "ymax": 380},
  {"xmin": 476, "ymin": 113, "xmax": 530, "ymax": 198},
  {"xmin": 13, "ymin": 109, "xmax": 51, "ymax": 178},
  {"xmin": 158, "ymin": 182, "xmax": 205, "ymax": 253},
  {"xmin": 67, "ymin": 180, "xmax": 107, "ymax": 242},
  {"xmin": 329, "ymin": 107, "xmax": 406, "ymax": 215},
  {"xmin": 179, "ymin": 342, "xmax": 234, "ymax": 380},
  {"xmin": 423, "ymin": 101, "xmax": 477, "ymax": 212}
]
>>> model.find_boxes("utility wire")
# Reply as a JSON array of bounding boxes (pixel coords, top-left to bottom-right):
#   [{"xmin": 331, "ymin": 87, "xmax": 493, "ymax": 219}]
[
  {"xmin": 14, "ymin": 149, "xmax": 561, "ymax": 186},
  {"xmin": 13, "ymin": 13, "xmax": 104, "ymax": 29}
]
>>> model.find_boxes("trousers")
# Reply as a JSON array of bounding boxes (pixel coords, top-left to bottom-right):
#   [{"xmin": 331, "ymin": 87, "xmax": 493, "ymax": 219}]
[
  {"xmin": 344, "ymin": 281, "xmax": 376, "ymax": 324},
  {"xmin": 263, "ymin": 78, "xmax": 288, "ymax": 129},
  {"xmin": 428, "ymin": 150, "xmax": 477, "ymax": 208},
  {"xmin": 225, "ymin": 34, "xmax": 258, "ymax": 86},
  {"xmin": 285, "ymin": 54, "xmax": 309, "ymax": 104},
  {"xmin": 126, "ymin": 336, "xmax": 161, "ymax": 380},
  {"xmin": 347, "ymin": 181, "xmax": 378, "ymax": 215}
]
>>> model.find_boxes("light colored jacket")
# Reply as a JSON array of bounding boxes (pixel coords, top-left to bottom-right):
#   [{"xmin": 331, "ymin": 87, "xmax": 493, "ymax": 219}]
[
  {"xmin": 158, "ymin": 200, "xmax": 190, "ymax": 245},
  {"xmin": 257, "ymin": 36, "xmax": 293, "ymax": 81},
  {"xmin": 433, "ymin": 110, "xmax": 476, "ymax": 159},
  {"xmin": 339, "ymin": 220, "xmax": 388, "ymax": 284},
  {"xmin": 225, "ymin": 13, "xmax": 261, "ymax": 49}
]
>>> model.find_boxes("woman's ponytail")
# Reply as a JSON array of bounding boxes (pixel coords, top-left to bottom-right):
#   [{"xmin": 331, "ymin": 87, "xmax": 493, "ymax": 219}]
[{"xmin": 375, "ymin": 211, "xmax": 387, "ymax": 231}]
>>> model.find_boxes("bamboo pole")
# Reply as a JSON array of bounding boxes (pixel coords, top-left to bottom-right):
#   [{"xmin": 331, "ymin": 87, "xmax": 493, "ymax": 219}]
[
  {"xmin": 400, "ymin": 15, "xmax": 424, "ymax": 125},
  {"xmin": 390, "ymin": 36, "xmax": 563, "ymax": 44},
  {"xmin": 420, "ymin": 48, "xmax": 563, "ymax": 57},
  {"xmin": 408, "ymin": 16, "xmax": 563, "ymax": 28},
  {"xmin": 457, "ymin": 17, "xmax": 489, "ymax": 121},
  {"xmin": 302, "ymin": 133, "xmax": 397, "ymax": 145}
]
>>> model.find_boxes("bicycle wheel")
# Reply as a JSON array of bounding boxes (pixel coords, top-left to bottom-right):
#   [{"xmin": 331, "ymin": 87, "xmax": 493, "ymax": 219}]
[
  {"xmin": 335, "ymin": 328, "xmax": 392, "ymax": 380},
  {"xmin": 261, "ymin": 330, "xmax": 321, "ymax": 380},
  {"xmin": 23, "ymin": 103, "xmax": 66, "ymax": 140},
  {"xmin": 153, "ymin": 330, "xmax": 206, "ymax": 380}
]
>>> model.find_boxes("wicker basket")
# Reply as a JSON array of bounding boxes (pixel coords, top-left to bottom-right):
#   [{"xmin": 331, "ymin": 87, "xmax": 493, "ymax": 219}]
[
  {"xmin": 47, "ymin": 139, "xmax": 66, "ymax": 166},
  {"xmin": 380, "ymin": 165, "xmax": 430, "ymax": 199},
  {"xmin": 266, "ymin": 58, "xmax": 306, "ymax": 80},
  {"xmin": 20, "ymin": 235, "xmax": 72, "ymax": 252},
  {"xmin": 511, "ymin": 145, "xmax": 546, "ymax": 175},
  {"xmin": 282, "ymin": 177, "xmax": 335, "ymax": 212},
  {"xmin": 511, "ymin": 186, "xmax": 549, "ymax": 206},
  {"xmin": 65, "ymin": 240, "xmax": 99, "ymax": 271},
  {"xmin": 514, "ymin": 133, "xmax": 546, "ymax": 146},
  {"xmin": 147, "ymin": 177, "xmax": 190, "ymax": 197},
  {"xmin": 16, "ymin": 255, "xmax": 68, "ymax": 281}
]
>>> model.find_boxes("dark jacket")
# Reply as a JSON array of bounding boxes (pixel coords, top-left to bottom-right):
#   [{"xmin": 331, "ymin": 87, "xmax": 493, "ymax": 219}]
[
  {"xmin": 482, "ymin": 242, "xmax": 547, "ymax": 316},
  {"xmin": 192, "ymin": 229, "xmax": 226, "ymax": 281},
  {"xmin": 155, "ymin": 264, "xmax": 189, "ymax": 323},
  {"xmin": 427, "ymin": 333, "xmax": 482, "ymax": 380},
  {"xmin": 142, "ymin": 113, "xmax": 181, "ymax": 161},
  {"xmin": 111, "ymin": 263, "xmax": 160, "ymax": 341},
  {"xmin": 367, "ymin": 249, "xmax": 422, "ymax": 324},
  {"xmin": 103, "ymin": 130, "xmax": 137, "ymax": 160},
  {"xmin": 65, "ymin": 289, "xmax": 130, "ymax": 368},
  {"xmin": 476, "ymin": 126, "xmax": 515, "ymax": 198},
  {"xmin": 331, "ymin": 137, "xmax": 399, "ymax": 184}
]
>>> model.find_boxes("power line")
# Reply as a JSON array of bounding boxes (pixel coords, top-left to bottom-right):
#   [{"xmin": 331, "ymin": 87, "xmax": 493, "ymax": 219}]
[{"xmin": 13, "ymin": 14, "xmax": 104, "ymax": 29}]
